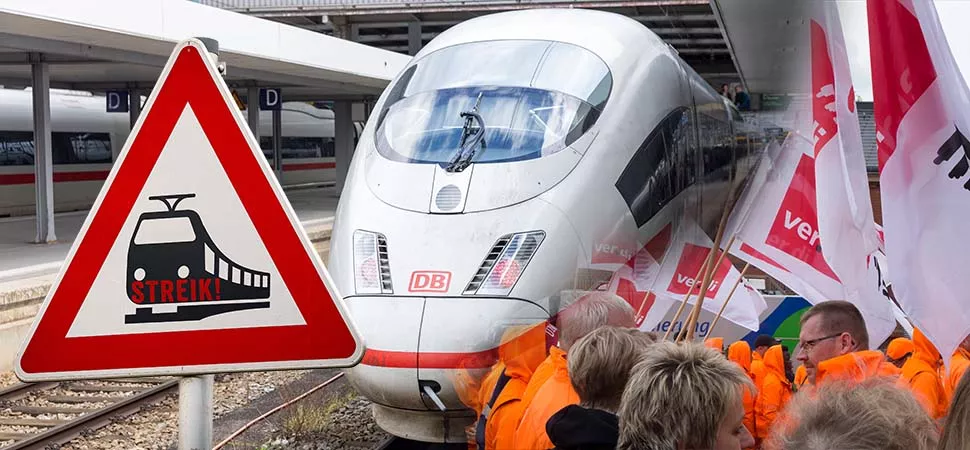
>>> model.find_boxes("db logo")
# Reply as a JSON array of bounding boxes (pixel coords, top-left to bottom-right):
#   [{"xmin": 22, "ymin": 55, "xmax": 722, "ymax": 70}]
[{"xmin": 408, "ymin": 271, "xmax": 452, "ymax": 293}]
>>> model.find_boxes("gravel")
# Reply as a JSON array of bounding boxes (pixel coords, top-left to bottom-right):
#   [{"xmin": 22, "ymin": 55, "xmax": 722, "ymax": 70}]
[
  {"xmin": 0, "ymin": 371, "xmax": 20, "ymax": 389},
  {"xmin": 0, "ymin": 370, "xmax": 311, "ymax": 450}
]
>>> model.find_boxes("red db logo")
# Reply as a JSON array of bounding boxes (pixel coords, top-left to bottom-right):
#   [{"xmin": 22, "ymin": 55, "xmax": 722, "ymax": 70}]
[{"xmin": 408, "ymin": 271, "xmax": 452, "ymax": 293}]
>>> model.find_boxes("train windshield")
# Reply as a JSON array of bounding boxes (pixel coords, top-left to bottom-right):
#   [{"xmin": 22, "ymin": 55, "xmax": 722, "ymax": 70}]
[
  {"xmin": 376, "ymin": 40, "xmax": 612, "ymax": 164},
  {"xmin": 133, "ymin": 217, "xmax": 197, "ymax": 245}
]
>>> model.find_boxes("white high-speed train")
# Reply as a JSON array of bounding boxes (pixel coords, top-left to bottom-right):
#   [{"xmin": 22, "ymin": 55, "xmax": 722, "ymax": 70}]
[
  {"xmin": 0, "ymin": 88, "xmax": 340, "ymax": 217},
  {"xmin": 329, "ymin": 8, "xmax": 759, "ymax": 443}
]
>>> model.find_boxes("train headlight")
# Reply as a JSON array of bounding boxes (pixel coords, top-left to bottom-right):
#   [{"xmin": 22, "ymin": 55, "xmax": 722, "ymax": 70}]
[
  {"xmin": 466, "ymin": 231, "xmax": 545, "ymax": 296},
  {"xmin": 353, "ymin": 230, "xmax": 393, "ymax": 295}
]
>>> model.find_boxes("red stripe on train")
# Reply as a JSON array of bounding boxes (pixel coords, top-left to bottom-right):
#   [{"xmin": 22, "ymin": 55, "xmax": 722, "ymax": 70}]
[
  {"xmin": 361, "ymin": 348, "xmax": 500, "ymax": 369},
  {"xmin": 282, "ymin": 162, "xmax": 336, "ymax": 171},
  {"xmin": 0, "ymin": 171, "xmax": 111, "ymax": 185}
]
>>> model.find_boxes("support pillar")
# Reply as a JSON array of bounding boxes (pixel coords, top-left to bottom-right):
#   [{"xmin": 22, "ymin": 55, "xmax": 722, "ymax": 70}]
[
  {"xmin": 247, "ymin": 86, "xmax": 260, "ymax": 141},
  {"xmin": 31, "ymin": 59, "xmax": 55, "ymax": 243},
  {"xmin": 334, "ymin": 100, "xmax": 354, "ymax": 193},
  {"xmin": 128, "ymin": 89, "xmax": 142, "ymax": 129},
  {"xmin": 407, "ymin": 22, "xmax": 422, "ymax": 56},
  {"xmin": 178, "ymin": 375, "xmax": 213, "ymax": 450},
  {"xmin": 272, "ymin": 107, "xmax": 282, "ymax": 179}
]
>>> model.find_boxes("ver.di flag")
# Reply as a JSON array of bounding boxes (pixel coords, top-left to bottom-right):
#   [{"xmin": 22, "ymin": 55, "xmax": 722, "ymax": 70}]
[
  {"xmin": 649, "ymin": 217, "xmax": 766, "ymax": 332},
  {"xmin": 722, "ymin": 134, "xmax": 894, "ymax": 345},
  {"xmin": 811, "ymin": 3, "xmax": 884, "ymax": 314},
  {"xmin": 868, "ymin": 0, "xmax": 970, "ymax": 362}
]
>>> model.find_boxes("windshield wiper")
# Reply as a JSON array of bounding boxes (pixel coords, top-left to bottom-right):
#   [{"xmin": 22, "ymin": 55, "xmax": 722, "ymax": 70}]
[{"xmin": 446, "ymin": 93, "xmax": 486, "ymax": 173}]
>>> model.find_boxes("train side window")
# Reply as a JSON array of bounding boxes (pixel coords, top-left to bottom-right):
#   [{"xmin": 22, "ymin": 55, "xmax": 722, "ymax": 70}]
[
  {"xmin": 133, "ymin": 217, "xmax": 197, "ymax": 245},
  {"xmin": 52, "ymin": 132, "xmax": 112, "ymax": 164},
  {"xmin": 0, "ymin": 131, "xmax": 34, "ymax": 166}
]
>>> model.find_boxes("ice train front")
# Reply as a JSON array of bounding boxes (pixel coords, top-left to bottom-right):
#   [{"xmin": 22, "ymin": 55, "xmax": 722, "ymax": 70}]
[{"xmin": 327, "ymin": 8, "xmax": 747, "ymax": 442}]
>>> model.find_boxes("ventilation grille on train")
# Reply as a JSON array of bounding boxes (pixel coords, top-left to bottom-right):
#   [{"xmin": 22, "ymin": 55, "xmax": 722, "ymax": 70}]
[
  {"xmin": 464, "ymin": 231, "xmax": 545, "ymax": 296},
  {"xmin": 376, "ymin": 234, "xmax": 392, "ymax": 293}
]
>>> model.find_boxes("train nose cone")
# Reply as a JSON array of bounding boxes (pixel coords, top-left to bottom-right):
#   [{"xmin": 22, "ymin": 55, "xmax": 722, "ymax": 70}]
[{"xmin": 343, "ymin": 296, "xmax": 547, "ymax": 443}]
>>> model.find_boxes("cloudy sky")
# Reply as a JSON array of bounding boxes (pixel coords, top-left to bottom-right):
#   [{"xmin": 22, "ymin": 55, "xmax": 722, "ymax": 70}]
[{"xmin": 838, "ymin": 0, "xmax": 970, "ymax": 101}]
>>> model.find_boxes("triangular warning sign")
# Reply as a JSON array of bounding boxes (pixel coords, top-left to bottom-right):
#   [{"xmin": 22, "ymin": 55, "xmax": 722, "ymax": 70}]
[{"xmin": 15, "ymin": 40, "xmax": 363, "ymax": 381}]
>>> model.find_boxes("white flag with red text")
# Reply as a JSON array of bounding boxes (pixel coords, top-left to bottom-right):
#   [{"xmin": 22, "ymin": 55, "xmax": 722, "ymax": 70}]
[
  {"xmin": 722, "ymin": 134, "xmax": 895, "ymax": 345},
  {"xmin": 868, "ymin": 0, "xmax": 970, "ymax": 361},
  {"xmin": 811, "ymin": 3, "xmax": 884, "ymax": 314},
  {"xmin": 606, "ymin": 223, "xmax": 674, "ymax": 329},
  {"xmin": 650, "ymin": 218, "xmax": 766, "ymax": 332}
]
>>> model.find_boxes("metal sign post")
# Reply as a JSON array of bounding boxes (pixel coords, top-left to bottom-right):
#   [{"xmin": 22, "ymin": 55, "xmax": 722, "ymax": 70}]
[{"xmin": 178, "ymin": 36, "xmax": 222, "ymax": 450}]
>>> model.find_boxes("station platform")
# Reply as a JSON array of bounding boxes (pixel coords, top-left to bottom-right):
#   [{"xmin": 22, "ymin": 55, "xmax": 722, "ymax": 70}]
[{"xmin": 0, "ymin": 185, "xmax": 340, "ymax": 371}]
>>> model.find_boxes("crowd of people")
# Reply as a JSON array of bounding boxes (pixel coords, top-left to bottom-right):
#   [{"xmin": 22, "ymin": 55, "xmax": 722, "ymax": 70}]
[{"xmin": 457, "ymin": 292, "xmax": 970, "ymax": 449}]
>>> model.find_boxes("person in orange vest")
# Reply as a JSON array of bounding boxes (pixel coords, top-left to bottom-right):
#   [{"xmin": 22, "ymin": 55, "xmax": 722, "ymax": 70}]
[
  {"xmin": 795, "ymin": 301, "xmax": 900, "ymax": 386},
  {"xmin": 885, "ymin": 337, "xmax": 915, "ymax": 368},
  {"xmin": 751, "ymin": 335, "xmax": 778, "ymax": 389},
  {"xmin": 546, "ymin": 326, "xmax": 652, "ymax": 450},
  {"xmin": 899, "ymin": 328, "xmax": 946, "ymax": 420},
  {"xmin": 754, "ymin": 344, "xmax": 792, "ymax": 445},
  {"xmin": 474, "ymin": 323, "xmax": 548, "ymax": 450},
  {"xmin": 705, "ymin": 337, "xmax": 725, "ymax": 354},
  {"xmin": 512, "ymin": 291, "xmax": 636, "ymax": 450},
  {"xmin": 727, "ymin": 341, "xmax": 756, "ymax": 446},
  {"xmin": 944, "ymin": 334, "xmax": 970, "ymax": 404}
]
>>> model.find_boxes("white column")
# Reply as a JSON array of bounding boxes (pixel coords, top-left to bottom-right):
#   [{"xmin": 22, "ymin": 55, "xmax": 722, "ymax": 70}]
[
  {"xmin": 178, "ymin": 375, "xmax": 214, "ymax": 450},
  {"xmin": 407, "ymin": 22, "xmax": 422, "ymax": 56},
  {"xmin": 334, "ymin": 100, "xmax": 354, "ymax": 193},
  {"xmin": 32, "ymin": 59, "xmax": 55, "ymax": 243}
]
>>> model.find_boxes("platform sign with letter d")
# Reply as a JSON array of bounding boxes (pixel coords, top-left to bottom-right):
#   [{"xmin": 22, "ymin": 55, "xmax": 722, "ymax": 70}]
[
  {"xmin": 106, "ymin": 90, "xmax": 129, "ymax": 113},
  {"xmin": 15, "ymin": 39, "xmax": 364, "ymax": 382}
]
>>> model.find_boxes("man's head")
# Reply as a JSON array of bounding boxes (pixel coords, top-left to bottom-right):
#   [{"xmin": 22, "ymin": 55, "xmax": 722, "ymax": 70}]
[
  {"xmin": 796, "ymin": 301, "xmax": 869, "ymax": 383},
  {"xmin": 735, "ymin": 85, "xmax": 744, "ymax": 93},
  {"xmin": 567, "ymin": 326, "xmax": 648, "ymax": 413},
  {"xmin": 558, "ymin": 291, "xmax": 636, "ymax": 352},
  {"xmin": 767, "ymin": 378, "xmax": 938, "ymax": 450},
  {"xmin": 754, "ymin": 334, "xmax": 778, "ymax": 356},
  {"xmin": 618, "ymin": 342, "xmax": 755, "ymax": 450}
]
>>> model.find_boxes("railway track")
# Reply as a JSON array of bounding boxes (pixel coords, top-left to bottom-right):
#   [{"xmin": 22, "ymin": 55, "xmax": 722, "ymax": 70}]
[{"xmin": 0, "ymin": 378, "xmax": 177, "ymax": 450}]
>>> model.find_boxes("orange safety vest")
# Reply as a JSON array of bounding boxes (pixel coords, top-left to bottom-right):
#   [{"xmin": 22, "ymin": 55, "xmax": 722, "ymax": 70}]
[
  {"xmin": 727, "ymin": 341, "xmax": 756, "ymax": 439},
  {"xmin": 754, "ymin": 345, "xmax": 792, "ymax": 441},
  {"xmin": 512, "ymin": 348, "xmax": 579, "ymax": 450},
  {"xmin": 900, "ymin": 329, "xmax": 946, "ymax": 419},
  {"xmin": 814, "ymin": 350, "xmax": 901, "ymax": 384},
  {"xmin": 946, "ymin": 348, "xmax": 970, "ymax": 404}
]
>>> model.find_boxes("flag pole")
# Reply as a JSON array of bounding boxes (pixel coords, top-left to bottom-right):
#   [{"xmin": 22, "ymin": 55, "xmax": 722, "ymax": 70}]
[
  {"xmin": 682, "ymin": 229, "xmax": 736, "ymax": 341},
  {"xmin": 662, "ymin": 256, "xmax": 710, "ymax": 340},
  {"xmin": 706, "ymin": 263, "xmax": 751, "ymax": 339},
  {"xmin": 634, "ymin": 290, "xmax": 654, "ymax": 328},
  {"xmin": 677, "ymin": 237, "xmax": 735, "ymax": 342}
]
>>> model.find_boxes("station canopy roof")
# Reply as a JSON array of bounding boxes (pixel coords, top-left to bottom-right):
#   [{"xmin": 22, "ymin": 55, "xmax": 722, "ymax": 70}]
[{"xmin": 0, "ymin": 0, "xmax": 411, "ymax": 100}]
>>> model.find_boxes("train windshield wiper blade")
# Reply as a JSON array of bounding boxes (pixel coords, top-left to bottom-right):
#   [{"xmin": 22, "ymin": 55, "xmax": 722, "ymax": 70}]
[{"xmin": 446, "ymin": 94, "xmax": 486, "ymax": 172}]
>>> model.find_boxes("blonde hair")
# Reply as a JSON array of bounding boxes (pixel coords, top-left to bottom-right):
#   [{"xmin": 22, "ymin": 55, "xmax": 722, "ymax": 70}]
[
  {"xmin": 767, "ymin": 378, "xmax": 937, "ymax": 450},
  {"xmin": 567, "ymin": 326, "xmax": 650, "ymax": 412},
  {"xmin": 617, "ymin": 341, "xmax": 752, "ymax": 450},
  {"xmin": 940, "ymin": 369, "xmax": 970, "ymax": 450},
  {"xmin": 558, "ymin": 291, "xmax": 635, "ymax": 351}
]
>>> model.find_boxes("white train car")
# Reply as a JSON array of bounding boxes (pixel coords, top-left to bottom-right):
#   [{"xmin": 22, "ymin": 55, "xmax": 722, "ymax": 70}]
[
  {"xmin": 328, "ymin": 8, "xmax": 756, "ymax": 443},
  {"xmin": 0, "ymin": 89, "xmax": 338, "ymax": 217}
]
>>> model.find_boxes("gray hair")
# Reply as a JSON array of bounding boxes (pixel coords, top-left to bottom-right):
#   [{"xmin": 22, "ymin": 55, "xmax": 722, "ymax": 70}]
[
  {"xmin": 767, "ymin": 378, "xmax": 938, "ymax": 450},
  {"xmin": 617, "ymin": 341, "xmax": 752, "ymax": 450},
  {"xmin": 941, "ymin": 369, "xmax": 970, "ymax": 450},
  {"xmin": 567, "ymin": 326, "xmax": 650, "ymax": 413},
  {"xmin": 558, "ymin": 291, "xmax": 635, "ymax": 351}
]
